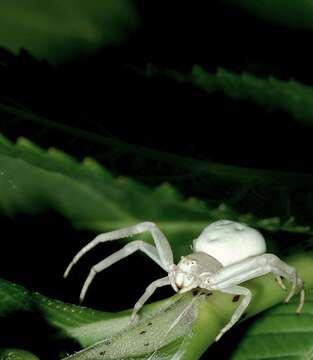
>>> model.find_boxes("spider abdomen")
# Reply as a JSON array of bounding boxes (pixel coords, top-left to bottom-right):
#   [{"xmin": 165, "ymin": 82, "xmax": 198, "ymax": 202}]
[{"xmin": 193, "ymin": 220, "xmax": 266, "ymax": 266}]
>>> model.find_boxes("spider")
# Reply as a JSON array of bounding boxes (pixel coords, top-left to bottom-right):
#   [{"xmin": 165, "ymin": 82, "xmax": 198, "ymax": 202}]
[{"xmin": 64, "ymin": 220, "xmax": 305, "ymax": 341}]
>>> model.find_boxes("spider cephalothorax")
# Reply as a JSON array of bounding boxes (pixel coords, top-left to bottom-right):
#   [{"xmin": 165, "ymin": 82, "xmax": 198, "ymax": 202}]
[
  {"xmin": 64, "ymin": 220, "xmax": 305, "ymax": 341},
  {"xmin": 170, "ymin": 252, "xmax": 223, "ymax": 293}
]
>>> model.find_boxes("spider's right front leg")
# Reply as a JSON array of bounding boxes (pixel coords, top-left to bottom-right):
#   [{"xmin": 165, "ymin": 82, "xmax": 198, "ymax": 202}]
[{"xmin": 130, "ymin": 276, "xmax": 171, "ymax": 323}]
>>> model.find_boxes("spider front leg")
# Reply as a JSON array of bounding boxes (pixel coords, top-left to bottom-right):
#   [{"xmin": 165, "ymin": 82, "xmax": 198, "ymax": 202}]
[
  {"xmin": 130, "ymin": 276, "xmax": 171, "ymax": 322},
  {"xmin": 213, "ymin": 285, "xmax": 252, "ymax": 342},
  {"xmin": 64, "ymin": 222, "xmax": 174, "ymax": 278},
  {"xmin": 79, "ymin": 240, "xmax": 166, "ymax": 302},
  {"xmin": 208, "ymin": 254, "xmax": 305, "ymax": 315}
]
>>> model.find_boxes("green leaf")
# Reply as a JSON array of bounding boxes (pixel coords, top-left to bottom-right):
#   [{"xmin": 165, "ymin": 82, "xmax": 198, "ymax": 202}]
[
  {"xmin": 1, "ymin": 241, "xmax": 313, "ymax": 360},
  {"xmin": 0, "ymin": 0, "xmax": 138, "ymax": 63},
  {"xmin": 0, "ymin": 277, "xmax": 214, "ymax": 359},
  {"xmin": 225, "ymin": 0, "xmax": 313, "ymax": 30},
  {"xmin": 3, "ymin": 277, "xmax": 200, "ymax": 358},
  {"xmin": 0, "ymin": 133, "xmax": 312, "ymax": 263},
  {"xmin": 231, "ymin": 283, "xmax": 313, "ymax": 360},
  {"xmin": 2, "ymin": 100, "xmax": 313, "ymax": 232},
  {"xmin": 0, "ymin": 349, "xmax": 40, "ymax": 360},
  {"xmin": 159, "ymin": 65, "xmax": 313, "ymax": 128}
]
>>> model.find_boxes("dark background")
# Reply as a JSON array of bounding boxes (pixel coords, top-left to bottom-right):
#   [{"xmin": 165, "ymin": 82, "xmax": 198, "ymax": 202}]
[
  {"xmin": 2, "ymin": 1, "xmax": 313, "ymax": 172},
  {"xmin": 0, "ymin": 0, "xmax": 312, "ymax": 358}
]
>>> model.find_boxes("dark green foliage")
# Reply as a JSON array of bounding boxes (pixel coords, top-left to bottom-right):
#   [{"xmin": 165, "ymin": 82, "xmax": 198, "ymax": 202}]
[
  {"xmin": 0, "ymin": 0, "xmax": 138, "ymax": 63},
  {"xmin": 226, "ymin": 0, "xmax": 313, "ymax": 30}
]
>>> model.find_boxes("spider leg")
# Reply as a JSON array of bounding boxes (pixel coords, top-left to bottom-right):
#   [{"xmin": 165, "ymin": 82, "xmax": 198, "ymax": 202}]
[
  {"xmin": 64, "ymin": 222, "xmax": 174, "ymax": 278},
  {"xmin": 79, "ymin": 240, "xmax": 165, "ymax": 303},
  {"xmin": 130, "ymin": 276, "xmax": 170, "ymax": 322},
  {"xmin": 208, "ymin": 254, "xmax": 305, "ymax": 314},
  {"xmin": 275, "ymin": 275, "xmax": 286, "ymax": 290},
  {"xmin": 213, "ymin": 285, "xmax": 251, "ymax": 341}
]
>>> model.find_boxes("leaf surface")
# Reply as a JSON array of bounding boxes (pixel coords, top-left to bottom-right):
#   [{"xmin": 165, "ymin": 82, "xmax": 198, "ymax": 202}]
[
  {"xmin": 0, "ymin": 0, "xmax": 138, "ymax": 62},
  {"xmin": 0, "ymin": 133, "xmax": 312, "ymax": 262},
  {"xmin": 225, "ymin": 0, "xmax": 313, "ymax": 30},
  {"xmin": 230, "ymin": 287, "xmax": 313, "ymax": 360}
]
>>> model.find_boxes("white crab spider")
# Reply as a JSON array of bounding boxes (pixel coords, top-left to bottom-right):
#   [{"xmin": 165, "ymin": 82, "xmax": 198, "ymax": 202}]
[{"xmin": 64, "ymin": 220, "xmax": 305, "ymax": 341}]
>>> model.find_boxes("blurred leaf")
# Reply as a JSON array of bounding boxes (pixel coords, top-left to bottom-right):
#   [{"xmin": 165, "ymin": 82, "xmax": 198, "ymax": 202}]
[
  {"xmin": 0, "ymin": 349, "xmax": 40, "ymax": 360},
  {"xmin": 225, "ymin": 0, "xmax": 313, "ymax": 30},
  {"xmin": 162, "ymin": 65, "xmax": 313, "ymax": 127},
  {"xmin": 0, "ymin": 133, "xmax": 312, "ymax": 262},
  {"xmin": 0, "ymin": 0, "xmax": 138, "ymax": 63},
  {"xmin": 3, "ymin": 84, "xmax": 313, "ymax": 227}
]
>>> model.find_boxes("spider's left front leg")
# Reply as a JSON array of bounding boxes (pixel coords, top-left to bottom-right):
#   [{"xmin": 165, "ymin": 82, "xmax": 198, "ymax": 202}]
[
  {"xmin": 212, "ymin": 285, "xmax": 251, "ymax": 341},
  {"xmin": 208, "ymin": 254, "xmax": 305, "ymax": 315},
  {"xmin": 201, "ymin": 254, "xmax": 305, "ymax": 340}
]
